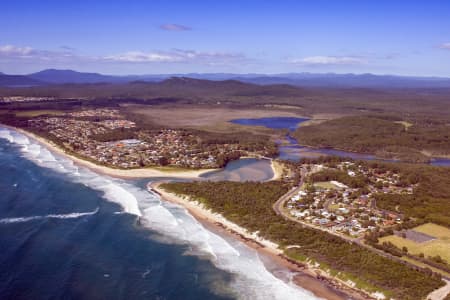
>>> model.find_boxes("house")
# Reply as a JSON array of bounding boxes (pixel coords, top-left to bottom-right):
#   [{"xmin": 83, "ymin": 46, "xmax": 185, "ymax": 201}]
[
  {"xmin": 336, "ymin": 216, "xmax": 345, "ymax": 222},
  {"xmin": 319, "ymin": 218, "xmax": 329, "ymax": 225},
  {"xmin": 338, "ymin": 207, "xmax": 350, "ymax": 214}
]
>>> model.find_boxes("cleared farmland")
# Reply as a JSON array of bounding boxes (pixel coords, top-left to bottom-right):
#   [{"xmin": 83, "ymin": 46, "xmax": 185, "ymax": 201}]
[{"xmin": 379, "ymin": 223, "xmax": 450, "ymax": 263}]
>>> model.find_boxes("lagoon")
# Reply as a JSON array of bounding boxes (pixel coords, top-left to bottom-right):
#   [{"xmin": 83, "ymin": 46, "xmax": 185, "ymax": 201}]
[
  {"xmin": 231, "ymin": 117, "xmax": 308, "ymax": 131},
  {"xmin": 230, "ymin": 117, "xmax": 450, "ymax": 167}
]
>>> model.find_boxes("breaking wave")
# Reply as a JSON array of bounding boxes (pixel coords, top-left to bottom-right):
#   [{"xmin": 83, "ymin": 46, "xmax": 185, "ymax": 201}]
[
  {"xmin": 0, "ymin": 127, "xmax": 320, "ymax": 300},
  {"xmin": 0, "ymin": 208, "xmax": 99, "ymax": 224}
]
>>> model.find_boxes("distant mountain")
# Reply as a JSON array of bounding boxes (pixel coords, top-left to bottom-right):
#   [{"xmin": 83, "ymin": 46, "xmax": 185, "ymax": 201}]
[
  {"xmin": 142, "ymin": 72, "xmax": 450, "ymax": 88},
  {"xmin": 1, "ymin": 69, "xmax": 450, "ymax": 88},
  {"xmin": 159, "ymin": 76, "xmax": 250, "ymax": 88},
  {"xmin": 0, "ymin": 73, "xmax": 45, "ymax": 87},
  {"xmin": 27, "ymin": 69, "xmax": 123, "ymax": 84},
  {"xmin": 230, "ymin": 73, "xmax": 450, "ymax": 88}
]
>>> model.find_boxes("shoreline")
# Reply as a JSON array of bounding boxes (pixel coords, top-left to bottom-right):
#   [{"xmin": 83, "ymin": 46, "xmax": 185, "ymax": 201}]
[
  {"xmin": 2, "ymin": 124, "xmax": 372, "ymax": 299},
  {"xmin": 1, "ymin": 125, "xmax": 217, "ymax": 179},
  {"xmin": 150, "ymin": 181, "xmax": 373, "ymax": 300},
  {"xmin": 2, "ymin": 125, "xmax": 285, "ymax": 181},
  {"xmin": 288, "ymin": 135, "xmax": 450, "ymax": 163},
  {"xmin": 270, "ymin": 159, "xmax": 284, "ymax": 181}
]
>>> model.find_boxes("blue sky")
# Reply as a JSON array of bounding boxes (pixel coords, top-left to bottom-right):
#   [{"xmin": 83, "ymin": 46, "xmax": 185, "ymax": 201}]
[{"xmin": 1, "ymin": 0, "xmax": 450, "ymax": 76}]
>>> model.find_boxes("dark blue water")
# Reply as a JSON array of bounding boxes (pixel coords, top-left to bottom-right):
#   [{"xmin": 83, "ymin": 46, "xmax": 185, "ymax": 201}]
[
  {"xmin": 0, "ymin": 127, "xmax": 317, "ymax": 300},
  {"xmin": 230, "ymin": 117, "xmax": 309, "ymax": 132},
  {"xmin": 231, "ymin": 117, "xmax": 450, "ymax": 167},
  {"xmin": 429, "ymin": 158, "xmax": 450, "ymax": 167},
  {"xmin": 0, "ymin": 140, "xmax": 234, "ymax": 300}
]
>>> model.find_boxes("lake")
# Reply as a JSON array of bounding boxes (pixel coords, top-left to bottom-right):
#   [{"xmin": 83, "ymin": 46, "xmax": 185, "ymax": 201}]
[
  {"xmin": 230, "ymin": 117, "xmax": 450, "ymax": 167},
  {"xmin": 0, "ymin": 126, "xmax": 320, "ymax": 300},
  {"xmin": 231, "ymin": 117, "xmax": 309, "ymax": 131},
  {"xmin": 201, "ymin": 158, "xmax": 274, "ymax": 182}
]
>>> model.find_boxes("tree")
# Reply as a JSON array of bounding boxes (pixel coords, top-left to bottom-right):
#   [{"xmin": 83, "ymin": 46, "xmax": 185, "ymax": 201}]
[{"xmin": 158, "ymin": 156, "xmax": 169, "ymax": 166}]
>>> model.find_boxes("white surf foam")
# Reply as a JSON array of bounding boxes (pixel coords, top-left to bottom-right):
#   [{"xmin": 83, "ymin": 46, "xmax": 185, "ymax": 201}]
[
  {"xmin": 0, "ymin": 207, "xmax": 99, "ymax": 224},
  {"xmin": 0, "ymin": 128, "xmax": 14, "ymax": 143},
  {"xmin": 0, "ymin": 126, "xmax": 321, "ymax": 300}
]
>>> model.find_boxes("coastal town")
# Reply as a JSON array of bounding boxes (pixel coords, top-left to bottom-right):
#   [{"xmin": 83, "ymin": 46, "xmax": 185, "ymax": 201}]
[
  {"xmin": 2, "ymin": 3, "xmax": 450, "ymax": 300},
  {"xmin": 25, "ymin": 109, "xmax": 272, "ymax": 169},
  {"xmin": 284, "ymin": 161, "xmax": 413, "ymax": 238},
  {"xmin": 0, "ymin": 96, "xmax": 57, "ymax": 103}
]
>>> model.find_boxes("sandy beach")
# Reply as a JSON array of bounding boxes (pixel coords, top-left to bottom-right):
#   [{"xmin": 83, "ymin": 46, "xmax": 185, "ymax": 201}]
[
  {"xmin": 150, "ymin": 181, "xmax": 372, "ymax": 300},
  {"xmin": 3, "ymin": 125, "xmax": 376, "ymax": 299},
  {"xmin": 7, "ymin": 125, "xmax": 284, "ymax": 181},
  {"xmin": 7, "ymin": 126, "xmax": 217, "ymax": 179},
  {"xmin": 2, "ymin": 125, "xmax": 375, "ymax": 299},
  {"xmin": 270, "ymin": 160, "xmax": 285, "ymax": 181}
]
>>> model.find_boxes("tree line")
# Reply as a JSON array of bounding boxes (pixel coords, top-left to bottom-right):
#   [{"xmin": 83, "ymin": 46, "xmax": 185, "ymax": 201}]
[{"xmin": 162, "ymin": 181, "xmax": 443, "ymax": 300}]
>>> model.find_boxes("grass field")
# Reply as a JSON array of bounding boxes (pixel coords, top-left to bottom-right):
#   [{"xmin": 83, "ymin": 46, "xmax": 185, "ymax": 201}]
[
  {"xmin": 15, "ymin": 110, "xmax": 65, "ymax": 117},
  {"xmin": 379, "ymin": 223, "xmax": 450, "ymax": 263},
  {"xmin": 314, "ymin": 181, "xmax": 338, "ymax": 190},
  {"xmin": 414, "ymin": 223, "xmax": 450, "ymax": 240},
  {"xmin": 124, "ymin": 104, "xmax": 304, "ymax": 135}
]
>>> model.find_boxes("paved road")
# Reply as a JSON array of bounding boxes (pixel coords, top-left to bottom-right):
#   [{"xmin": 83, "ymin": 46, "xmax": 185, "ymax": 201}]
[
  {"xmin": 273, "ymin": 167, "xmax": 307, "ymax": 216},
  {"xmin": 272, "ymin": 167, "xmax": 450, "ymax": 281}
]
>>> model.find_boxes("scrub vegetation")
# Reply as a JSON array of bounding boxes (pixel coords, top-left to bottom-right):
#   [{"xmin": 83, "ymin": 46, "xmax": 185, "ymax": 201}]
[{"xmin": 161, "ymin": 180, "xmax": 444, "ymax": 300}]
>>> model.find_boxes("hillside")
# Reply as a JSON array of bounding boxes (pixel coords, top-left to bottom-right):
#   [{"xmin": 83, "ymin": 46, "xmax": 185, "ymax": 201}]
[
  {"xmin": 293, "ymin": 116, "xmax": 450, "ymax": 162},
  {"xmin": 1, "ymin": 78, "xmax": 450, "ymax": 119},
  {"xmin": 0, "ymin": 74, "xmax": 44, "ymax": 87},
  {"xmin": 2, "ymin": 69, "xmax": 450, "ymax": 88},
  {"xmin": 28, "ymin": 69, "xmax": 122, "ymax": 84}
]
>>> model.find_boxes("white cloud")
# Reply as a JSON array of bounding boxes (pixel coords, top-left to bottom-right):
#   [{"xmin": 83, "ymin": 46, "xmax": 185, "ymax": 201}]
[
  {"xmin": 439, "ymin": 43, "xmax": 450, "ymax": 50},
  {"xmin": 0, "ymin": 45, "xmax": 35, "ymax": 57},
  {"xmin": 0, "ymin": 44, "xmax": 78, "ymax": 62},
  {"xmin": 0, "ymin": 44, "xmax": 247, "ymax": 67},
  {"xmin": 159, "ymin": 24, "xmax": 192, "ymax": 31},
  {"xmin": 290, "ymin": 55, "xmax": 366, "ymax": 66},
  {"xmin": 104, "ymin": 51, "xmax": 181, "ymax": 63},
  {"xmin": 104, "ymin": 49, "xmax": 246, "ymax": 64}
]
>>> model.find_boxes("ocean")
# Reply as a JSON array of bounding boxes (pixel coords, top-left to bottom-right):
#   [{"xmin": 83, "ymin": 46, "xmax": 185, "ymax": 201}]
[{"xmin": 0, "ymin": 127, "xmax": 320, "ymax": 300}]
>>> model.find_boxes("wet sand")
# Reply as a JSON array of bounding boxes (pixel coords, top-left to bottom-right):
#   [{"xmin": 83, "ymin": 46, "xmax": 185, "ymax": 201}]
[
  {"xmin": 150, "ymin": 181, "xmax": 372, "ymax": 300},
  {"xmin": 201, "ymin": 158, "xmax": 276, "ymax": 182},
  {"xmin": 9, "ymin": 126, "xmax": 287, "ymax": 180},
  {"xmin": 6, "ymin": 126, "xmax": 217, "ymax": 179},
  {"xmin": 3, "ymin": 125, "xmax": 372, "ymax": 299}
]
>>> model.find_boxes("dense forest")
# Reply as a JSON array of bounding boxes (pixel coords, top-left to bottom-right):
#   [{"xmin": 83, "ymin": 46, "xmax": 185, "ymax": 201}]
[
  {"xmin": 293, "ymin": 115, "xmax": 450, "ymax": 162},
  {"xmin": 366, "ymin": 162, "xmax": 450, "ymax": 227},
  {"xmin": 2, "ymin": 78, "xmax": 450, "ymax": 118},
  {"xmin": 161, "ymin": 181, "xmax": 443, "ymax": 300}
]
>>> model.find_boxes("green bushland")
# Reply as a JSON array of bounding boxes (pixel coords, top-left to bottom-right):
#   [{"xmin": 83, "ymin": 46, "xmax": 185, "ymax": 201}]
[
  {"xmin": 161, "ymin": 180, "xmax": 444, "ymax": 300},
  {"xmin": 367, "ymin": 162, "xmax": 450, "ymax": 228},
  {"xmin": 2, "ymin": 78, "xmax": 450, "ymax": 118},
  {"xmin": 293, "ymin": 115, "xmax": 450, "ymax": 162}
]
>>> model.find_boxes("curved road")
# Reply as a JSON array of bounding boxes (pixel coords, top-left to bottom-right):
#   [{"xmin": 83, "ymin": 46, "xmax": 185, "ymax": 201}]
[{"xmin": 272, "ymin": 167, "xmax": 450, "ymax": 283}]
